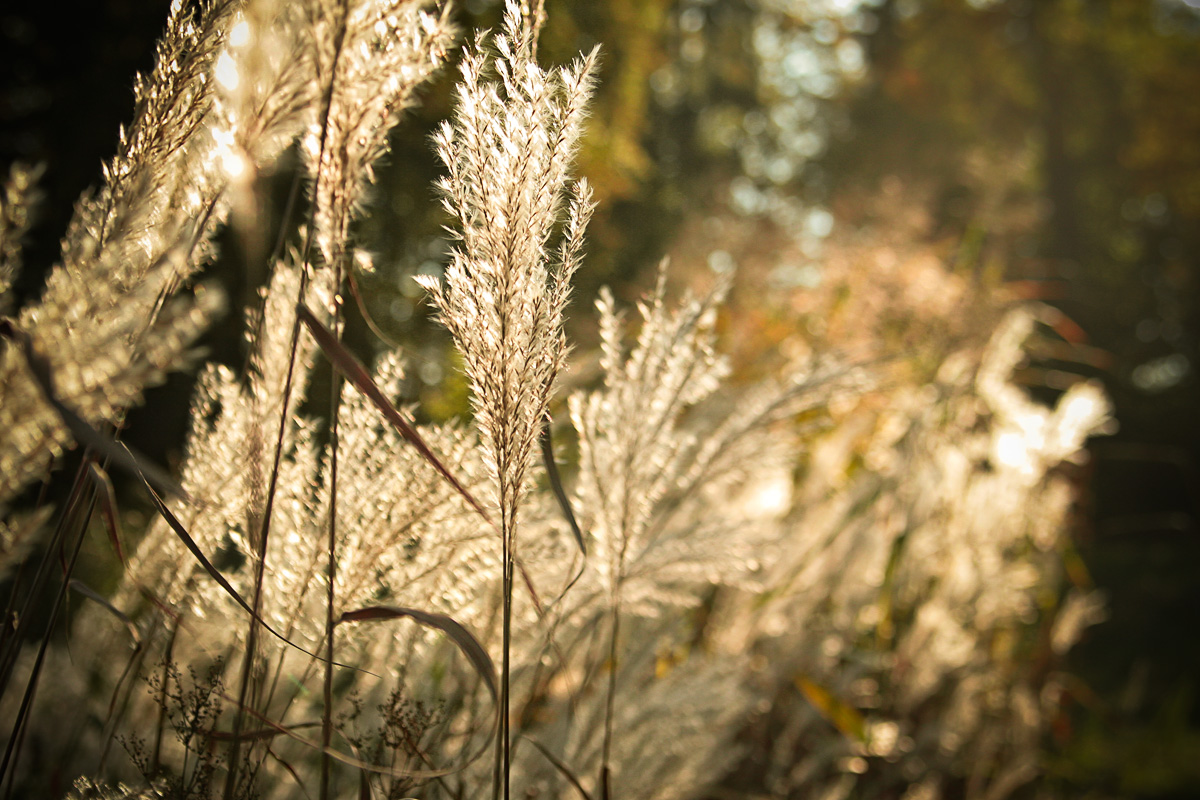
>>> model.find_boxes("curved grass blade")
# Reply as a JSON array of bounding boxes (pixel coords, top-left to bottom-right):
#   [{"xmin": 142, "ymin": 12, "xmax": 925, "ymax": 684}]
[
  {"xmin": 87, "ymin": 463, "xmax": 126, "ymax": 563},
  {"xmin": 206, "ymin": 721, "xmax": 322, "ymax": 741},
  {"xmin": 68, "ymin": 579, "xmax": 141, "ymax": 645},
  {"xmin": 88, "ymin": 463, "xmax": 182, "ymax": 626},
  {"xmin": 97, "ymin": 641, "xmax": 146, "ymax": 772},
  {"xmin": 86, "ymin": 449, "xmax": 186, "ymax": 631},
  {"xmin": 524, "ymin": 737, "xmax": 592, "ymax": 800},
  {"xmin": 141, "ymin": 480, "xmax": 372, "ymax": 675},
  {"xmin": 540, "ymin": 416, "xmax": 585, "ymax": 556},
  {"xmin": 268, "ymin": 747, "xmax": 314, "ymax": 800},
  {"xmin": 297, "ymin": 303, "xmax": 491, "ymax": 523},
  {"xmin": 338, "ymin": 605, "xmax": 497, "ymax": 705},
  {"xmin": 347, "ymin": 266, "xmax": 405, "ymax": 350}
]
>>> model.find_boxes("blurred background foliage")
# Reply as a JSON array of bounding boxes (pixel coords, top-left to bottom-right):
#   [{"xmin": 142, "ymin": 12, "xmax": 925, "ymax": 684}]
[{"xmin": 2, "ymin": 0, "xmax": 1198, "ymax": 795}]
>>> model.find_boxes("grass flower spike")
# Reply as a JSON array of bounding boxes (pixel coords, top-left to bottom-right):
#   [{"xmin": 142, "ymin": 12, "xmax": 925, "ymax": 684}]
[
  {"xmin": 416, "ymin": 3, "xmax": 597, "ymax": 795},
  {"xmin": 419, "ymin": 1, "xmax": 596, "ymax": 530}
]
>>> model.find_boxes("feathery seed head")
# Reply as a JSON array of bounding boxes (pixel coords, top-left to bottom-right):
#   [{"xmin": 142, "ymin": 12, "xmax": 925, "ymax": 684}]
[
  {"xmin": 301, "ymin": 0, "xmax": 455, "ymax": 268},
  {"xmin": 420, "ymin": 0, "xmax": 597, "ymax": 524}
]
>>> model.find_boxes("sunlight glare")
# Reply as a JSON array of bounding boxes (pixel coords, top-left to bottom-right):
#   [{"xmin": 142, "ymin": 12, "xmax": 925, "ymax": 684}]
[{"xmin": 215, "ymin": 51, "xmax": 240, "ymax": 92}]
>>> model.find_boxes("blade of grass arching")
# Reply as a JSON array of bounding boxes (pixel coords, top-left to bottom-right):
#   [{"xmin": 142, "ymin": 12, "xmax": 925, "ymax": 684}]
[
  {"xmin": 67, "ymin": 580, "xmax": 141, "ymax": 644},
  {"xmin": 144, "ymin": 484, "xmax": 274, "ymax": 632},
  {"xmin": 517, "ymin": 556, "xmax": 546, "ymax": 617},
  {"xmin": 540, "ymin": 416, "xmax": 585, "ymax": 556},
  {"xmin": 141, "ymin": 478, "xmax": 369, "ymax": 672},
  {"xmin": 337, "ymin": 606, "xmax": 498, "ymax": 705},
  {"xmin": 206, "ymin": 721, "xmax": 323, "ymax": 742},
  {"xmin": 56, "ymin": 482, "xmax": 146, "ymax": 776},
  {"xmin": 347, "ymin": 265, "xmax": 404, "ymax": 350},
  {"xmin": 339, "ymin": 603, "xmax": 504, "ymax": 782},
  {"xmin": 86, "ymin": 463, "xmax": 126, "ymax": 563},
  {"xmin": 516, "ymin": 597, "xmax": 585, "ymax": 737},
  {"xmin": 297, "ymin": 303, "xmax": 491, "ymax": 522},
  {"xmin": 90, "ymin": 459, "xmax": 189, "ymax": 633},
  {"xmin": 268, "ymin": 745, "xmax": 316, "ymax": 800},
  {"xmin": 537, "ymin": 415, "xmax": 588, "ymax": 612},
  {"xmin": 524, "ymin": 737, "xmax": 593, "ymax": 800}
]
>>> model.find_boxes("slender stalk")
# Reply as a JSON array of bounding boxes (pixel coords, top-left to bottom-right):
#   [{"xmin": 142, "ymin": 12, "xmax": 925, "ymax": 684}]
[
  {"xmin": 0, "ymin": 460, "xmax": 89, "ymax": 694},
  {"xmin": 0, "ymin": 471, "xmax": 95, "ymax": 797},
  {"xmin": 504, "ymin": 515, "xmax": 513, "ymax": 800},
  {"xmin": 222, "ymin": 294, "xmax": 299, "ymax": 800},
  {"xmin": 599, "ymin": 592, "xmax": 621, "ymax": 800},
  {"xmin": 494, "ymin": 498, "xmax": 513, "ymax": 800},
  {"xmin": 320, "ymin": 251, "xmax": 346, "ymax": 800},
  {"xmin": 151, "ymin": 624, "xmax": 178, "ymax": 776},
  {"xmin": 0, "ymin": 479, "xmax": 53, "ymax": 691}
]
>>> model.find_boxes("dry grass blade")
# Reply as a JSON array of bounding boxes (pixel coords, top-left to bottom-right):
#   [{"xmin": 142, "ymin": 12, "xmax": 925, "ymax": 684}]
[
  {"xmin": 337, "ymin": 605, "xmax": 498, "ymax": 704},
  {"xmin": 88, "ymin": 461, "xmax": 184, "ymax": 628},
  {"xmin": 267, "ymin": 747, "xmax": 314, "ymax": 800},
  {"xmin": 86, "ymin": 463, "xmax": 125, "ymax": 563},
  {"xmin": 143, "ymin": 484, "xmax": 272, "ymax": 632},
  {"xmin": 141, "ymin": 478, "xmax": 369, "ymax": 674},
  {"xmin": 205, "ymin": 721, "xmax": 322, "ymax": 742},
  {"xmin": 524, "ymin": 736, "xmax": 594, "ymax": 800},
  {"xmin": 296, "ymin": 303, "xmax": 491, "ymax": 522},
  {"xmin": 540, "ymin": 417, "xmax": 586, "ymax": 557},
  {"xmin": 67, "ymin": 579, "xmax": 141, "ymax": 645}
]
